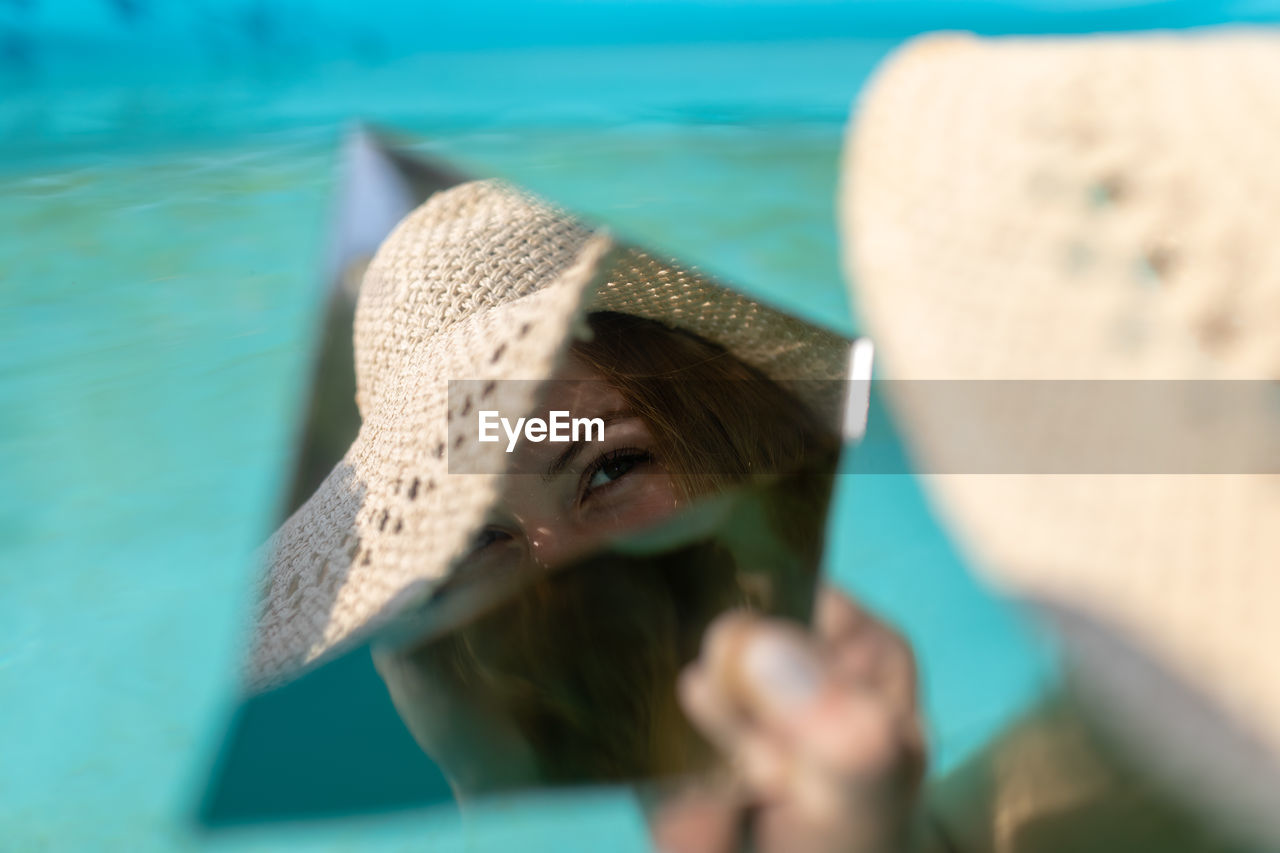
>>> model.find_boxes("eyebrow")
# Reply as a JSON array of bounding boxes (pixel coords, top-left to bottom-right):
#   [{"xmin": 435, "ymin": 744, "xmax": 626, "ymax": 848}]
[{"xmin": 545, "ymin": 409, "xmax": 632, "ymax": 478}]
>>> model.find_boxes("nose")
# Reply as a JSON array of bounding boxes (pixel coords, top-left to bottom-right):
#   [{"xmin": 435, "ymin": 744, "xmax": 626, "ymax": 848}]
[{"xmin": 523, "ymin": 522, "xmax": 580, "ymax": 569}]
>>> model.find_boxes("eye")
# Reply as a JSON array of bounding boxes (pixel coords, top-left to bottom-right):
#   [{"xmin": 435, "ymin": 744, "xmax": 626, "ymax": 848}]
[
  {"xmin": 582, "ymin": 449, "xmax": 653, "ymax": 497},
  {"xmin": 467, "ymin": 525, "xmax": 512, "ymax": 556}
]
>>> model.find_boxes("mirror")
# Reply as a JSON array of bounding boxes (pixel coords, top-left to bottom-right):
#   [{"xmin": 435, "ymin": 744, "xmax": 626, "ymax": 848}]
[
  {"xmin": 336, "ymin": 322, "xmax": 856, "ymax": 796},
  {"xmin": 201, "ymin": 131, "xmax": 867, "ymax": 823}
]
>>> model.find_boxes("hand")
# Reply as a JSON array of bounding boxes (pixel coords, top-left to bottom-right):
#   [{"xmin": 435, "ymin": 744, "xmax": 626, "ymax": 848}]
[{"xmin": 652, "ymin": 586, "xmax": 927, "ymax": 853}]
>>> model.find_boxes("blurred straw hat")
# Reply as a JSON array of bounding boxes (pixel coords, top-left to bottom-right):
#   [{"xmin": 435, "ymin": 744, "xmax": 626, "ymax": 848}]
[
  {"xmin": 841, "ymin": 30, "xmax": 1280, "ymax": 841},
  {"xmin": 251, "ymin": 180, "xmax": 848, "ymax": 689}
]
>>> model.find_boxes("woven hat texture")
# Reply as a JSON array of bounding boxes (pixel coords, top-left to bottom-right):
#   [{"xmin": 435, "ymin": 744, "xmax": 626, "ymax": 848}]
[
  {"xmin": 841, "ymin": 30, "xmax": 1280, "ymax": 831},
  {"xmin": 252, "ymin": 180, "xmax": 849, "ymax": 688}
]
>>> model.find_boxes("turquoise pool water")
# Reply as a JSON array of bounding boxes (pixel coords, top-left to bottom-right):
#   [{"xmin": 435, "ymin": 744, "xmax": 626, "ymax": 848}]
[{"xmin": 1, "ymin": 39, "xmax": 1055, "ymax": 850}]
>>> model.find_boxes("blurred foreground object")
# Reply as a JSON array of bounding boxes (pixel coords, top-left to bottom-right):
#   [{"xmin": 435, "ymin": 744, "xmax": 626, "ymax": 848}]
[
  {"xmin": 283, "ymin": 128, "xmax": 465, "ymax": 517},
  {"xmin": 842, "ymin": 31, "xmax": 1280, "ymax": 848}
]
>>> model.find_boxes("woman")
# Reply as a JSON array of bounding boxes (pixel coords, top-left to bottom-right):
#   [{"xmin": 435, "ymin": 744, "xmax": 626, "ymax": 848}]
[{"xmin": 253, "ymin": 180, "xmax": 925, "ymax": 852}]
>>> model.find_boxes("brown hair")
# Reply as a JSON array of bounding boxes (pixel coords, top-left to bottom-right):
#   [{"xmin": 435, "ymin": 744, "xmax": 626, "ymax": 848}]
[
  {"xmin": 572, "ymin": 311, "xmax": 839, "ymax": 501},
  {"xmin": 401, "ymin": 312, "xmax": 840, "ymax": 789}
]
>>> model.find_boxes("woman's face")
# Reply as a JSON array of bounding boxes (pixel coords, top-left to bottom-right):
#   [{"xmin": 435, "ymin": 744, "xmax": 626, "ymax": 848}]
[{"xmin": 463, "ymin": 352, "xmax": 683, "ymax": 575}]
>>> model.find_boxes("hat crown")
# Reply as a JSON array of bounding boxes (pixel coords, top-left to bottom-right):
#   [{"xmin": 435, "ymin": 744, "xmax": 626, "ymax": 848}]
[{"xmin": 353, "ymin": 180, "xmax": 594, "ymax": 415}]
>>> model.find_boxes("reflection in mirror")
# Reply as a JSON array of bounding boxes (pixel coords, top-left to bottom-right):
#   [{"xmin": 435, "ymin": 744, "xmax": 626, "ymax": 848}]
[
  {"xmin": 374, "ymin": 309, "xmax": 848, "ymax": 795},
  {"xmin": 207, "ymin": 173, "xmax": 860, "ymax": 824}
]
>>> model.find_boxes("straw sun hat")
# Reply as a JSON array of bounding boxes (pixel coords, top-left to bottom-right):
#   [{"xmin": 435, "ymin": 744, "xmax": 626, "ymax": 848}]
[
  {"xmin": 842, "ymin": 30, "xmax": 1280, "ymax": 838},
  {"xmin": 251, "ymin": 180, "xmax": 849, "ymax": 689}
]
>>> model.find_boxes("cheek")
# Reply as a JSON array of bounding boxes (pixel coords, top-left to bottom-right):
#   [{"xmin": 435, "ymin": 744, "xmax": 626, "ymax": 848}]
[
  {"xmin": 584, "ymin": 474, "xmax": 681, "ymax": 532},
  {"xmin": 374, "ymin": 651, "xmax": 453, "ymax": 750}
]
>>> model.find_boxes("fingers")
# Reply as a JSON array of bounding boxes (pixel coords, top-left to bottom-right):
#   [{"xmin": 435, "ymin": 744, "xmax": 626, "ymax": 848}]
[
  {"xmin": 678, "ymin": 660, "xmax": 748, "ymax": 758},
  {"xmin": 649, "ymin": 782, "xmax": 743, "ymax": 853},
  {"xmin": 684, "ymin": 612, "xmax": 836, "ymax": 738},
  {"xmin": 814, "ymin": 585, "xmax": 871, "ymax": 646},
  {"xmin": 678, "ymin": 611, "xmax": 759, "ymax": 754},
  {"xmin": 829, "ymin": 618, "xmax": 918, "ymax": 718},
  {"xmin": 733, "ymin": 622, "xmax": 827, "ymax": 720},
  {"xmin": 670, "ymin": 589, "xmax": 927, "ymax": 853},
  {"xmin": 816, "ymin": 586, "xmax": 919, "ymax": 716},
  {"xmin": 679, "ymin": 617, "xmax": 813, "ymax": 802},
  {"xmin": 812, "ymin": 587, "xmax": 926, "ymax": 782},
  {"xmin": 681, "ymin": 588, "xmax": 927, "ymax": 791}
]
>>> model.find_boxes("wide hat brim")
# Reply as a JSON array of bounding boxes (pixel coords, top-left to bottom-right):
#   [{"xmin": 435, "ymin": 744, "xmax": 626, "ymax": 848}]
[
  {"xmin": 841, "ymin": 31, "xmax": 1280, "ymax": 840},
  {"xmin": 250, "ymin": 181, "xmax": 850, "ymax": 690}
]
